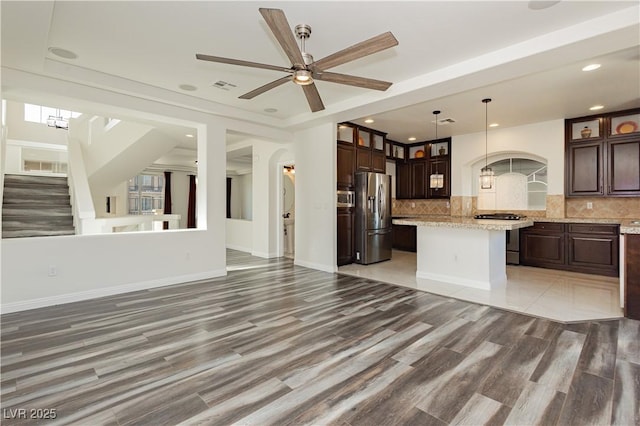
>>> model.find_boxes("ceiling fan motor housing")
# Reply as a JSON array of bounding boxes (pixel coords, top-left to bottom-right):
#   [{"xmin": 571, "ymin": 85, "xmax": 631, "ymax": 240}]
[{"xmin": 295, "ymin": 24, "xmax": 311, "ymax": 39}]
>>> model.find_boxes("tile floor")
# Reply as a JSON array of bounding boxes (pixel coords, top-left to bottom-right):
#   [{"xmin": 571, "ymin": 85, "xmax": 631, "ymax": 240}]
[{"xmin": 338, "ymin": 250, "xmax": 623, "ymax": 322}]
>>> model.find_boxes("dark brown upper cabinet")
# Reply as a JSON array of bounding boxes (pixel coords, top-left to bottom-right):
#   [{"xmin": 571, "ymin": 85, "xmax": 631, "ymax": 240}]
[
  {"xmin": 354, "ymin": 126, "xmax": 387, "ymax": 173},
  {"xmin": 395, "ymin": 137, "xmax": 451, "ymax": 200},
  {"xmin": 566, "ymin": 108, "xmax": 640, "ymax": 197},
  {"xmin": 337, "ymin": 123, "xmax": 356, "ymax": 190}
]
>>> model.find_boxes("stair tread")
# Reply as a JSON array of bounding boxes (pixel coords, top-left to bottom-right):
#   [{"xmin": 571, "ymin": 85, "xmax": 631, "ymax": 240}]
[
  {"xmin": 2, "ymin": 175, "xmax": 75, "ymax": 238},
  {"xmin": 4, "ymin": 186, "xmax": 69, "ymax": 198},
  {"xmin": 3, "ymin": 174, "xmax": 68, "ymax": 183}
]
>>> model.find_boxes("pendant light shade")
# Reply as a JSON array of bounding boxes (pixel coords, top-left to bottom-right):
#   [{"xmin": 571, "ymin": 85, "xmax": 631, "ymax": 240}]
[
  {"xmin": 480, "ymin": 98, "xmax": 494, "ymax": 189},
  {"xmin": 47, "ymin": 109, "xmax": 69, "ymax": 130},
  {"xmin": 429, "ymin": 110, "xmax": 444, "ymax": 190}
]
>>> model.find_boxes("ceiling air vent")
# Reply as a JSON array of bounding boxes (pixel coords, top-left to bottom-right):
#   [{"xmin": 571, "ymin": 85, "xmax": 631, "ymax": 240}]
[{"xmin": 211, "ymin": 80, "xmax": 237, "ymax": 91}]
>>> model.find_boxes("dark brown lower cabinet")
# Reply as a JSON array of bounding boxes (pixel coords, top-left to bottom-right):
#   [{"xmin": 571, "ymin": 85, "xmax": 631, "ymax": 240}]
[
  {"xmin": 337, "ymin": 207, "xmax": 354, "ymax": 266},
  {"xmin": 626, "ymin": 234, "xmax": 640, "ymax": 320},
  {"xmin": 567, "ymin": 224, "xmax": 619, "ymax": 277},
  {"xmin": 392, "ymin": 224, "xmax": 416, "ymax": 252},
  {"xmin": 520, "ymin": 223, "xmax": 565, "ymax": 267},
  {"xmin": 520, "ymin": 222, "xmax": 619, "ymax": 277}
]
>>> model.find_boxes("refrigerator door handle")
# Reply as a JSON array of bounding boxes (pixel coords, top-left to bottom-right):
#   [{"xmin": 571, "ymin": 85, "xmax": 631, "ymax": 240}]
[{"xmin": 378, "ymin": 185, "xmax": 384, "ymax": 221}]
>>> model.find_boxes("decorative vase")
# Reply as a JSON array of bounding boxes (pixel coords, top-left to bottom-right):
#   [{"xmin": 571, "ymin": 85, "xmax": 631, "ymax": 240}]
[
  {"xmin": 439, "ymin": 146, "xmax": 446, "ymax": 156},
  {"xmin": 580, "ymin": 126, "xmax": 592, "ymax": 139}
]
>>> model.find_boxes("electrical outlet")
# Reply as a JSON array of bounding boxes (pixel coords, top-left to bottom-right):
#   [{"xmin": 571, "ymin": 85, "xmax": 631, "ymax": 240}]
[
  {"xmin": 411, "ymin": 202, "xmax": 416, "ymax": 208},
  {"xmin": 586, "ymin": 202, "xmax": 593, "ymax": 209},
  {"xmin": 48, "ymin": 266, "xmax": 57, "ymax": 277}
]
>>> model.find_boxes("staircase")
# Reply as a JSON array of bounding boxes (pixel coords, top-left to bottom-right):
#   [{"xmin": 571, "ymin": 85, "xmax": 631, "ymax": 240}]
[{"xmin": 2, "ymin": 174, "xmax": 75, "ymax": 238}]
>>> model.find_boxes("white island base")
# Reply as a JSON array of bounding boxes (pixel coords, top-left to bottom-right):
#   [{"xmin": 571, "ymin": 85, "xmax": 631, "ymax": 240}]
[{"xmin": 416, "ymin": 226, "xmax": 507, "ymax": 290}]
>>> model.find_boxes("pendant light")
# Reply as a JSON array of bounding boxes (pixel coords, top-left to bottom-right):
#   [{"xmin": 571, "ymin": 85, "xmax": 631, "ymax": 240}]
[
  {"xmin": 429, "ymin": 110, "xmax": 444, "ymax": 189},
  {"xmin": 46, "ymin": 109, "xmax": 69, "ymax": 130},
  {"xmin": 480, "ymin": 98, "xmax": 494, "ymax": 189}
]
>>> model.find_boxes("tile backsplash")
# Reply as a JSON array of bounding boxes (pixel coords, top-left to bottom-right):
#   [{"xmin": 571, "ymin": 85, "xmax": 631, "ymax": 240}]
[
  {"xmin": 392, "ymin": 199, "xmax": 450, "ymax": 216},
  {"xmin": 393, "ymin": 195, "xmax": 639, "ymax": 219},
  {"xmin": 565, "ymin": 197, "xmax": 640, "ymax": 219}
]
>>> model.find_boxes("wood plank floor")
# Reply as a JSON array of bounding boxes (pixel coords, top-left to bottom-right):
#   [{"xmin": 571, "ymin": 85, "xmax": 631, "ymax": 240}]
[{"xmin": 1, "ymin": 249, "xmax": 639, "ymax": 425}]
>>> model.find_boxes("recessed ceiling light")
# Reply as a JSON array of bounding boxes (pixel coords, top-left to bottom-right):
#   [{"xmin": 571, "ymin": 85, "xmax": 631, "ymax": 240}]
[
  {"xmin": 408, "ymin": 137, "xmax": 416, "ymax": 141},
  {"xmin": 489, "ymin": 123, "xmax": 499, "ymax": 128},
  {"xmin": 364, "ymin": 119, "xmax": 374, "ymax": 124},
  {"xmin": 582, "ymin": 64, "xmax": 601, "ymax": 72},
  {"xmin": 48, "ymin": 47, "xmax": 77, "ymax": 59},
  {"xmin": 589, "ymin": 105, "xmax": 604, "ymax": 111},
  {"xmin": 185, "ymin": 134, "xmax": 194, "ymax": 138},
  {"xmin": 179, "ymin": 84, "xmax": 198, "ymax": 91},
  {"xmin": 264, "ymin": 108, "xmax": 278, "ymax": 113}
]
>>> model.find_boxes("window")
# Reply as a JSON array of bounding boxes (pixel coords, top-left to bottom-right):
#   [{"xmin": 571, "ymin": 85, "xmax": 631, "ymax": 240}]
[
  {"xmin": 24, "ymin": 103, "xmax": 81, "ymax": 124},
  {"xmin": 477, "ymin": 157, "xmax": 547, "ymax": 210},
  {"xmin": 128, "ymin": 174, "xmax": 164, "ymax": 215}
]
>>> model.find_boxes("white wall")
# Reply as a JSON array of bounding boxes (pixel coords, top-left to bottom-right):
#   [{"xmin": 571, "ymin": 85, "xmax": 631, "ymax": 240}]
[
  {"xmin": 293, "ymin": 123, "xmax": 336, "ymax": 272},
  {"xmin": 229, "ymin": 174, "xmax": 252, "ymax": 220},
  {"xmin": 4, "ymin": 143, "xmax": 22, "ymax": 174},
  {"xmin": 452, "ymin": 119, "xmax": 565, "ymax": 197},
  {"xmin": 226, "ymin": 219, "xmax": 252, "ymax": 252}
]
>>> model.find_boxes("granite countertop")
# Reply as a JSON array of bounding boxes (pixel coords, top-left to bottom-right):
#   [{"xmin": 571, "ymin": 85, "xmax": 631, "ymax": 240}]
[
  {"xmin": 530, "ymin": 217, "xmax": 622, "ymax": 224},
  {"xmin": 392, "ymin": 215, "xmax": 534, "ymax": 231},
  {"xmin": 620, "ymin": 219, "xmax": 640, "ymax": 235},
  {"xmin": 392, "ymin": 215, "xmax": 640, "ymax": 233}
]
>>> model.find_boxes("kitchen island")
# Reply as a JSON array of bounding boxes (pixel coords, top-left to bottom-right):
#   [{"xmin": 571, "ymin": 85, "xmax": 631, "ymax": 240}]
[{"xmin": 393, "ymin": 216, "xmax": 533, "ymax": 290}]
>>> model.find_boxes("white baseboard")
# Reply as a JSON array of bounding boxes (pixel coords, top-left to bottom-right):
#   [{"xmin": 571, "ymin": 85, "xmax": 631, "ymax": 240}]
[
  {"xmin": 0, "ymin": 268, "xmax": 227, "ymax": 314},
  {"xmin": 416, "ymin": 270, "xmax": 505, "ymax": 290},
  {"xmin": 251, "ymin": 250, "xmax": 278, "ymax": 259},
  {"xmin": 226, "ymin": 244, "xmax": 252, "ymax": 253},
  {"xmin": 294, "ymin": 259, "xmax": 336, "ymax": 273}
]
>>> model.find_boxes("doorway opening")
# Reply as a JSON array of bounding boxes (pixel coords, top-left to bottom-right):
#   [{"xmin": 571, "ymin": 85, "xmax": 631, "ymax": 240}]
[{"xmin": 282, "ymin": 164, "xmax": 295, "ymax": 259}]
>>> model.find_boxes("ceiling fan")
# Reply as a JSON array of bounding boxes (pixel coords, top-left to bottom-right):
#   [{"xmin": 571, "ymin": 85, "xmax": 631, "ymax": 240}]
[{"xmin": 196, "ymin": 8, "xmax": 398, "ymax": 112}]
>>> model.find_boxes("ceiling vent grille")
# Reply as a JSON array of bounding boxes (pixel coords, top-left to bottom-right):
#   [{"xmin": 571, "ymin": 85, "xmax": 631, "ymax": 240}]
[{"xmin": 211, "ymin": 80, "xmax": 237, "ymax": 90}]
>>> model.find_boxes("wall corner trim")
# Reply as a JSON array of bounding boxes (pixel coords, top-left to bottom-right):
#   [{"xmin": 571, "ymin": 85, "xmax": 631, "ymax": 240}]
[{"xmin": 294, "ymin": 259, "xmax": 336, "ymax": 274}]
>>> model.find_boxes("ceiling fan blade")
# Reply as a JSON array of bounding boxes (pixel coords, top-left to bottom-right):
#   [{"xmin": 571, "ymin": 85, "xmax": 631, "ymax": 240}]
[
  {"xmin": 301, "ymin": 84, "xmax": 325, "ymax": 112},
  {"xmin": 259, "ymin": 8, "xmax": 306, "ymax": 67},
  {"xmin": 314, "ymin": 71, "xmax": 392, "ymax": 91},
  {"xmin": 239, "ymin": 76, "xmax": 291, "ymax": 99},
  {"xmin": 196, "ymin": 54, "xmax": 289, "ymax": 72},
  {"xmin": 314, "ymin": 32, "xmax": 398, "ymax": 71}
]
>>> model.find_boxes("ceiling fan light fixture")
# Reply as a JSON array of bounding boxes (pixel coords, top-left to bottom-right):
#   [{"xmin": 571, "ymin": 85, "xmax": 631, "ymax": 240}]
[{"xmin": 293, "ymin": 69, "xmax": 313, "ymax": 85}]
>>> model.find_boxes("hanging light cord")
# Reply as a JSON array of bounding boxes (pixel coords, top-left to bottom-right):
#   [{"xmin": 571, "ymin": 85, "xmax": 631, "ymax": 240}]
[
  {"xmin": 482, "ymin": 98, "xmax": 491, "ymax": 170},
  {"xmin": 433, "ymin": 110, "xmax": 440, "ymax": 174}
]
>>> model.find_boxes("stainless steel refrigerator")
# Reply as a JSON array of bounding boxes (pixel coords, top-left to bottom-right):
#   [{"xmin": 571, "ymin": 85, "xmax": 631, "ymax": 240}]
[{"xmin": 355, "ymin": 171, "xmax": 392, "ymax": 265}]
